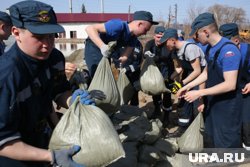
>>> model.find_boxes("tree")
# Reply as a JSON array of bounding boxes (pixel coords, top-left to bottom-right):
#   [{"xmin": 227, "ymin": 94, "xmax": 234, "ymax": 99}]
[
  {"xmin": 81, "ymin": 3, "xmax": 86, "ymax": 13},
  {"xmin": 186, "ymin": 5, "xmax": 205, "ymax": 24},
  {"xmin": 208, "ymin": 4, "xmax": 246, "ymax": 26}
]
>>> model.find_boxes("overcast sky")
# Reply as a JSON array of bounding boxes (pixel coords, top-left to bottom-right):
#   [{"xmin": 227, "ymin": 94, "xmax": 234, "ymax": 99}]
[{"xmin": 1, "ymin": 0, "xmax": 249, "ymax": 23}]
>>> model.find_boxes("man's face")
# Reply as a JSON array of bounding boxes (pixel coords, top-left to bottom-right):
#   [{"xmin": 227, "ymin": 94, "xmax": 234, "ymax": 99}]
[
  {"xmin": 14, "ymin": 27, "xmax": 55, "ymax": 60},
  {"xmin": 166, "ymin": 38, "xmax": 176, "ymax": 51},
  {"xmin": 154, "ymin": 33, "xmax": 163, "ymax": 46},
  {"xmin": 135, "ymin": 21, "xmax": 152, "ymax": 36},
  {"xmin": 2, "ymin": 23, "xmax": 12, "ymax": 40},
  {"xmin": 194, "ymin": 28, "xmax": 208, "ymax": 45}
]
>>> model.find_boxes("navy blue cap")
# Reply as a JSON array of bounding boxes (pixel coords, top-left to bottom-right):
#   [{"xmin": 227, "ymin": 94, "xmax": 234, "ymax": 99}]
[
  {"xmin": 133, "ymin": 11, "xmax": 159, "ymax": 25},
  {"xmin": 9, "ymin": 1, "xmax": 64, "ymax": 34},
  {"xmin": 219, "ymin": 23, "xmax": 239, "ymax": 39},
  {"xmin": 189, "ymin": 12, "xmax": 215, "ymax": 36},
  {"xmin": 159, "ymin": 28, "xmax": 178, "ymax": 43},
  {"xmin": 0, "ymin": 11, "xmax": 12, "ymax": 25},
  {"xmin": 154, "ymin": 26, "xmax": 165, "ymax": 34}
]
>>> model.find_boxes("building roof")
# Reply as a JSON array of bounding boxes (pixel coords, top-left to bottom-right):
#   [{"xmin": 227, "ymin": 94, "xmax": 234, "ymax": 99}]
[{"xmin": 56, "ymin": 13, "xmax": 133, "ymax": 23}]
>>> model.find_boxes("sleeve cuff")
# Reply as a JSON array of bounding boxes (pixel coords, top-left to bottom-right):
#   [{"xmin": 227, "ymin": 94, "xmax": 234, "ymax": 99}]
[{"xmin": 0, "ymin": 135, "xmax": 21, "ymax": 147}]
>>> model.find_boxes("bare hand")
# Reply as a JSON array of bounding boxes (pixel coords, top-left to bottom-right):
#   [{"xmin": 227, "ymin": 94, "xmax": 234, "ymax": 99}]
[
  {"xmin": 65, "ymin": 62, "xmax": 77, "ymax": 79},
  {"xmin": 197, "ymin": 103, "xmax": 205, "ymax": 112},
  {"xmin": 184, "ymin": 90, "xmax": 201, "ymax": 103},
  {"xmin": 242, "ymin": 83, "xmax": 250, "ymax": 94},
  {"xmin": 119, "ymin": 56, "xmax": 128, "ymax": 64},
  {"xmin": 176, "ymin": 87, "xmax": 187, "ymax": 98}
]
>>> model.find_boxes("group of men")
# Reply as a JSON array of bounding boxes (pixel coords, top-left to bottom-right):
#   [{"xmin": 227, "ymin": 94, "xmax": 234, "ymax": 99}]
[{"xmin": 0, "ymin": 0, "xmax": 249, "ymax": 167}]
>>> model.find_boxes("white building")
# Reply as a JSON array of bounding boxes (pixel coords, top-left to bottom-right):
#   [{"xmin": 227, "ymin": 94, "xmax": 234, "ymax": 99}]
[{"xmin": 56, "ymin": 13, "xmax": 133, "ymax": 40}]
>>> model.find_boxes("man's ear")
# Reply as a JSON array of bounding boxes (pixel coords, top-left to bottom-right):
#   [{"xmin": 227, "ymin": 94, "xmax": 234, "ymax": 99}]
[
  {"xmin": 234, "ymin": 38, "xmax": 240, "ymax": 46},
  {"xmin": 0, "ymin": 24, "xmax": 4, "ymax": 31},
  {"xmin": 12, "ymin": 26, "xmax": 21, "ymax": 41}
]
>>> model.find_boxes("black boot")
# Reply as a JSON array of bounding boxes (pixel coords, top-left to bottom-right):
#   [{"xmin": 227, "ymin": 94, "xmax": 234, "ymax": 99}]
[
  {"xmin": 162, "ymin": 111, "xmax": 169, "ymax": 128},
  {"xmin": 165, "ymin": 126, "xmax": 187, "ymax": 138},
  {"xmin": 161, "ymin": 105, "xmax": 172, "ymax": 128},
  {"xmin": 149, "ymin": 105, "xmax": 161, "ymax": 119}
]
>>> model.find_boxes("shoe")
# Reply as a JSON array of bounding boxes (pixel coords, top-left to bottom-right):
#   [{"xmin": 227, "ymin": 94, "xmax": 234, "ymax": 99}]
[{"xmin": 165, "ymin": 126, "xmax": 187, "ymax": 138}]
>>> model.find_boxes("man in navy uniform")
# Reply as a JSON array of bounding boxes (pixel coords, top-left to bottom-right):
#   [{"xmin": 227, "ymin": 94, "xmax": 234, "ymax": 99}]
[
  {"xmin": 144, "ymin": 26, "xmax": 174, "ymax": 127},
  {"xmin": 220, "ymin": 23, "xmax": 250, "ymax": 149},
  {"xmin": 159, "ymin": 28, "xmax": 206, "ymax": 137},
  {"xmin": 0, "ymin": 1, "xmax": 103, "ymax": 166},
  {"xmin": 178, "ymin": 13, "xmax": 242, "ymax": 148},
  {"xmin": 84, "ymin": 10, "xmax": 158, "ymax": 77}
]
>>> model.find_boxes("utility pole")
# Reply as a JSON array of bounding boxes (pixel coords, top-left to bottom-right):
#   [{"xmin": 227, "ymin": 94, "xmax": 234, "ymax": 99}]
[
  {"xmin": 174, "ymin": 4, "xmax": 177, "ymax": 28},
  {"xmin": 128, "ymin": 5, "xmax": 131, "ymax": 22},
  {"xmin": 69, "ymin": 0, "xmax": 72, "ymax": 13},
  {"xmin": 101, "ymin": 0, "xmax": 104, "ymax": 13},
  {"xmin": 167, "ymin": 6, "xmax": 171, "ymax": 28}
]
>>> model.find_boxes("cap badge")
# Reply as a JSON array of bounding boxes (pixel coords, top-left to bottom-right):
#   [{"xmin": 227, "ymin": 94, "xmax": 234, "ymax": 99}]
[{"xmin": 38, "ymin": 11, "xmax": 50, "ymax": 22}]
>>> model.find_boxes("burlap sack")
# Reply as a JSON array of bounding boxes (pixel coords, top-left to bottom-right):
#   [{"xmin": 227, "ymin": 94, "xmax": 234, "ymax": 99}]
[
  {"xmin": 178, "ymin": 112, "xmax": 204, "ymax": 153},
  {"xmin": 49, "ymin": 98, "xmax": 125, "ymax": 167},
  {"xmin": 117, "ymin": 72, "xmax": 135, "ymax": 105},
  {"xmin": 140, "ymin": 57, "xmax": 169, "ymax": 95},
  {"xmin": 88, "ymin": 57, "xmax": 120, "ymax": 114}
]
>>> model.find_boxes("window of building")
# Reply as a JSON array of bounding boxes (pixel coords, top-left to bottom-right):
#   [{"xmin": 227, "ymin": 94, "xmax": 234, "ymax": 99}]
[
  {"xmin": 70, "ymin": 31, "xmax": 77, "ymax": 39},
  {"xmin": 58, "ymin": 32, "xmax": 66, "ymax": 38},
  {"xmin": 70, "ymin": 43, "xmax": 77, "ymax": 50},
  {"xmin": 59, "ymin": 43, "xmax": 67, "ymax": 51}
]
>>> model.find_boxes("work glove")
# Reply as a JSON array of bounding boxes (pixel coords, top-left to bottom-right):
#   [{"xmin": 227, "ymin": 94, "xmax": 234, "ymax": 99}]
[
  {"xmin": 144, "ymin": 50, "xmax": 161, "ymax": 63},
  {"xmin": 144, "ymin": 51, "xmax": 155, "ymax": 58},
  {"xmin": 51, "ymin": 145, "xmax": 85, "ymax": 167},
  {"xmin": 100, "ymin": 44, "xmax": 110, "ymax": 58},
  {"xmin": 71, "ymin": 89, "xmax": 95, "ymax": 105},
  {"xmin": 120, "ymin": 68, "xmax": 127, "ymax": 74},
  {"xmin": 169, "ymin": 81, "xmax": 183, "ymax": 94},
  {"xmin": 89, "ymin": 90, "xmax": 106, "ymax": 100},
  {"xmin": 100, "ymin": 41, "xmax": 117, "ymax": 58},
  {"xmin": 69, "ymin": 70, "xmax": 91, "ymax": 91}
]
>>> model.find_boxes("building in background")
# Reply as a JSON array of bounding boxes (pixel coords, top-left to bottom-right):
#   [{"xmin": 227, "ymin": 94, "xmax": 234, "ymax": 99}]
[{"xmin": 56, "ymin": 13, "xmax": 133, "ymax": 40}]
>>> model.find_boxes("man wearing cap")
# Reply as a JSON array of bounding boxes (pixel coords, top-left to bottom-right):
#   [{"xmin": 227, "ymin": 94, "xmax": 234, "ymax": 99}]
[
  {"xmin": 0, "ymin": 11, "xmax": 12, "ymax": 56},
  {"xmin": 0, "ymin": 1, "xmax": 103, "ymax": 166},
  {"xmin": 159, "ymin": 28, "xmax": 206, "ymax": 137},
  {"xmin": 220, "ymin": 23, "xmax": 250, "ymax": 149},
  {"xmin": 178, "ymin": 13, "xmax": 242, "ymax": 148},
  {"xmin": 143, "ymin": 26, "xmax": 174, "ymax": 127},
  {"xmin": 84, "ymin": 10, "xmax": 158, "ymax": 77}
]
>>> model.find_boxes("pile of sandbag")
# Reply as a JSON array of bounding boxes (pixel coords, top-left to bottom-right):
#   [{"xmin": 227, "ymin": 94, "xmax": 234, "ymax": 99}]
[{"xmin": 108, "ymin": 105, "xmax": 194, "ymax": 167}]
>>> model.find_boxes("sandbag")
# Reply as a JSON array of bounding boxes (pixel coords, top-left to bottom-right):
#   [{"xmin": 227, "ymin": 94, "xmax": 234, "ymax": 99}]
[
  {"xmin": 88, "ymin": 57, "xmax": 120, "ymax": 114},
  {"xmin": 166, "ymin": 153, "xmax": 193, "ymax": 167},
  {"xmin": 107, "ymin": 142, "xmax": 138, "ymax": 167},
  {"xmin": 178, "ymin": 112, "xmax": 204, "ymax": 153},
  {"xmin": 138, "ymin": 145, "xmax": 162, "ymax": 165},
  {"xmin": 143, "ymin": 121, "xmax": 161, "ymax": 144},
  {"xmin": 117, "ymin": 72, "xmax": 135, "ymax": 105},
  {"xmin": 49, "ymin": 98, "xmax": 125, "ymax": 167},
  {"xmin": 140, "ymin": 57, "xmax": 169, "ymax": 95}
]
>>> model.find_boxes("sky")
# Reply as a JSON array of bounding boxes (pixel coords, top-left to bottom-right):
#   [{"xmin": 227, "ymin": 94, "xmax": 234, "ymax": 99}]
[{"xmin": 1, "ymin": 0, "xmax": 250, "ymax": 24}]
